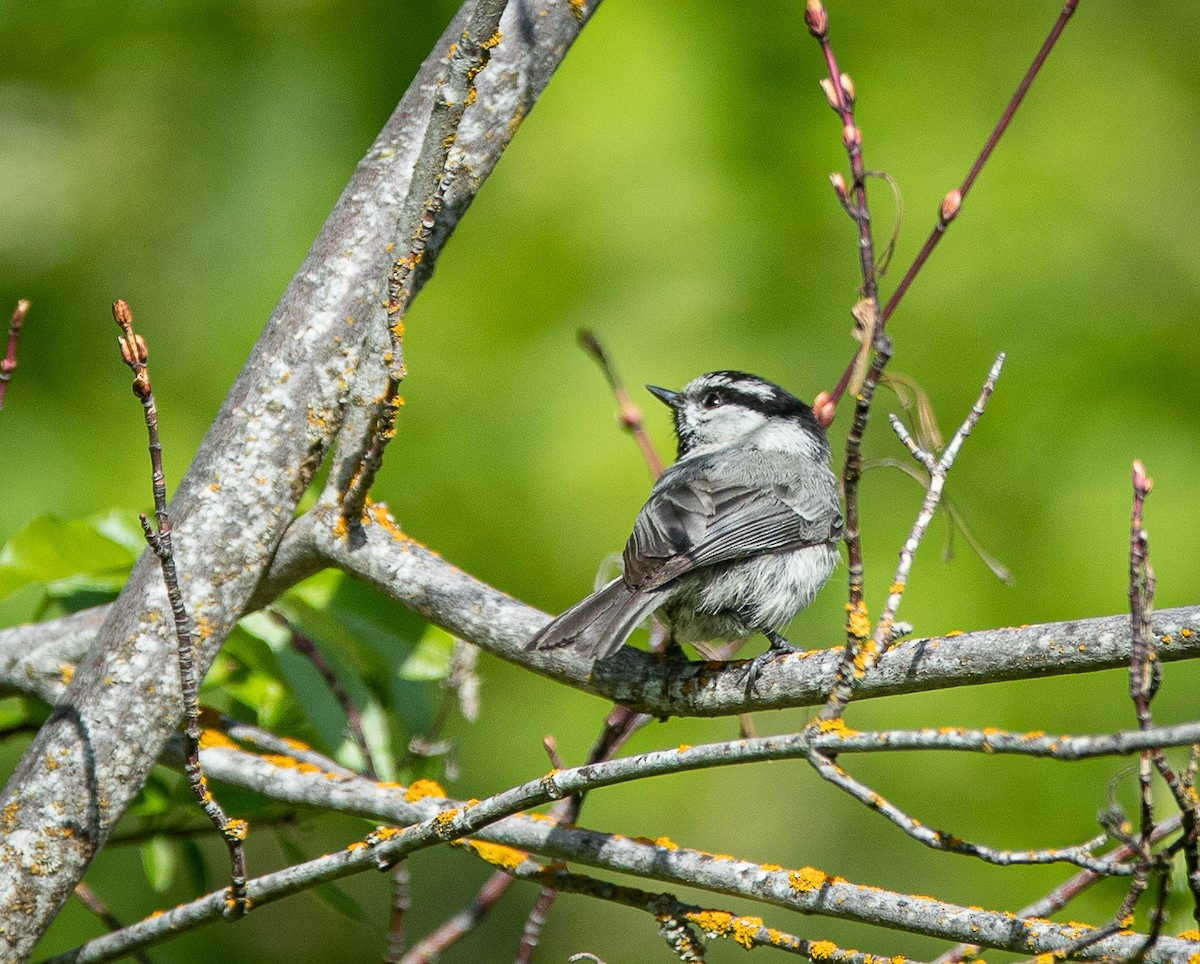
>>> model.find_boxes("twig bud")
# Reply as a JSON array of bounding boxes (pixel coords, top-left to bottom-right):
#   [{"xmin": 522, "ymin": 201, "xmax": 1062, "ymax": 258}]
[
  {"xmin": 839, "ymin": 72, "xmax": 856, "ymax": 107},
  {"xmin": 804, "ymin": 0, "xmax": 828, "ymax": 39},
  {"xmin": 813, "ymin": 391, "xmax": 836, "ymax": 428},
  {"xmin": 112, "ymin": 299, "xmax": 133, "ymax": 330},
  {"xmin": 829, "ymin": 171, "xmax": 848, "ymax": 204},
  {"xmin": 11, "ymin": 300, "xmax": 29, "ymax": 330},
  {"xmin": 940, "ymin": 189, "xmax": 962, "ymax": 225},
  {"xmin": 1132, "ymin": 459, "xmax": 1153, "ymax": 495},
  {"xmin": 819, "ymin": 77, "xmax": 839, "ymax": 111},
  {"xmin": 842, "ymin": 123, "xmax": 861, "ymax": 151}
]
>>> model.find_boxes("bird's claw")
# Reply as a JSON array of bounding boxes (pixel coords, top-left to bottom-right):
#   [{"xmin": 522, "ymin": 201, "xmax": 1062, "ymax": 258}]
[{"xmin": 745, "ymin": 631, "xmax": 800, "ymax": 695}]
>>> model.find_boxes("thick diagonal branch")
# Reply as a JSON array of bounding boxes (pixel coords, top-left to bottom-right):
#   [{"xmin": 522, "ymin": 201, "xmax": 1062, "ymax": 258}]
[{"xmin": 0, "ymin": 2, "xmax": 599, "ymax": 956}]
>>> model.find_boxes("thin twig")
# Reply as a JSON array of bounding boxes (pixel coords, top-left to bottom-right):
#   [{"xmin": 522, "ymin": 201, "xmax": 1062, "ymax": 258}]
[
  {"xmin": 340, "ymin": 0, "xmax": 508, "ymax": 522},
  {"xmin": 824, "ymin": 1, "xmax": 1081, "ymax": 416},
  {"xmin": 113, "ymin": 299, "xmax": 248, "ymax": 918},
  {"xmin": 0, "ymin": 299, "xmax": 29, "ymax": 411},
  {"xmin": 819, "ymin": 352, "xmax": 1004, "ymax": 722},
  {"xmin": 74, "ymin": 883, "xmax": 156, "ymax": 964},
  {"xmin": 578, "ymin": 328, "xmax": 663, "ymax": 477}
]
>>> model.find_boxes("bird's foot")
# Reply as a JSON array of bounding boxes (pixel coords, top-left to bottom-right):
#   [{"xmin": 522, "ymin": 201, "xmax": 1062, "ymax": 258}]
[
  {"xmin": 656, "ymin": 637, "xmax": 689, "ymax": 665},
  {"xmin": 745, "ymin": 630, "xmax": 799, "ymax": 695}
]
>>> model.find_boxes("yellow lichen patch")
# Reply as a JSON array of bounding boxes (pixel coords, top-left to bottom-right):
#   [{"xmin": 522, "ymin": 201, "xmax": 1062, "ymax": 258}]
[
  {"xmin": 731, "ymin": 916, "xmax": 762, "ymax": 948},
  {"xmin": 45, "ymin": 754, "xmax": 58, "ymax": 771},
  {"xmin": 760, "ymin": 863, "xmax": 783, "ymax": 872},
  {"xmin": 223, "ymin": 819, "xmax": 249, "ymax": 840},
  {"xmin": 199, "ymin": 728, "xmax": 239, "ymax": 751},
  {"xmin": 844, "ymin": 600, "xmax": 871, "ymax": 639},
  {"xmin": 1033, "ymin": 954, "xmax": 1055, "ymax": 964},
  {"xmin": 1022, "ymin": 730, "xmax": 1046, "ymax": 741},
  {"xmin": 888, "ymin": 582, "xmax": 905, "ymax": 596},
  {"xmin": 282, "ymin": 737, "xmax": 311, "ymax": 752},
  {"xmin": 433, "ymin": 809, "xmax": 458, "ymax": 836},
  {"xmin": 1181, "ymin": 628, "xmax": 1193, "ymax": 638},
  {"xmin": 654, "ymin": 836, "xmax": 679, "ymax": 850},
  {"xmin": 60, "ymin": 663, "xmax": 75, "ymax": 685},
  {"xmin": 1187, "ymin": 954, "xmax": 1200, "ymax": 964},
  {"xmin": 462, "ymin": 839, "xmax": 528, "ymax": 870},
  {"xmin": 676, "ymin": 744, "xmax": 691, "ymax": 753},
  {"xmin": 810, "ymin": 939, "xmax": 838, "ymax": 959},
  {"xmin": 568, "ymin": 0, "xmax": 586, "ymax": 19},
  {"xmin": 367, "ymin": 501, "xmax": 406, "ymax": 540},
  {"xmin": 788, "ymin": 866, "xmax": 828, "ymax": 893},
  {"xmin": 405, "ymin": 778, "xmax": 446, "ymax": 802},
  {"xmin": 346, "ymin": 841, "xmax": 367, "ymax": 852},
  {"xmin": 1163, "ymin": 635, "xmax": 1173, "ymax": 643},
  {"xmin": 815, "ymin": 717, "xmax": 856, "ymax": 737},
  {"xmin": 371, "ymin": 826, "xmax": 402, "ymax": 842},
  {"xmin": 194, "ymin": 616, "xmax": 214, "ymax": 641},
  {"xmin": 688, "ymin": 910, "xmax": 732, "ymax": 936},
  {"xmin": 944, "ymin": 629, "xmax": 963, "ymax": 637},
  {"xmin": 1184, "ymin": 929, "xmax": 1200, "ymax": 941},
  {"xmin": 2, "ymin": 801, "xmax": 19, "ymax": 831},
  {"xmin": 261, "ymin": 754, "xmax": 322, "ymax": 775}
]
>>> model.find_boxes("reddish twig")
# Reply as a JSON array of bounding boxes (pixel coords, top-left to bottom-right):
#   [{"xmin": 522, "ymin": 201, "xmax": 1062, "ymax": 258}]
[
  {"xmin": 113, "ymin": 299, "xmax": 248, "ymax": 918},
  {"xmin": 0, "ymin": 299, "xmax": 30, "ymax": 411},
  {"xmin": 73, "ymin": 883, "xmax": 156, "ymax": 964},
  {"xmin": 578, "ymin": 329, "xmax": 664, "ymax": 477},
  {"xmin": 822, "ymin": 1, "xmax": 1081, "ymax": 418}
]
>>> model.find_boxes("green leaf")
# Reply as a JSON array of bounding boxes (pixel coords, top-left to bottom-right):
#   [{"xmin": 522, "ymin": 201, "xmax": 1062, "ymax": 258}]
[{"xmin": 141, "ymin": 835, "xmax": 178, "ymax": 893}]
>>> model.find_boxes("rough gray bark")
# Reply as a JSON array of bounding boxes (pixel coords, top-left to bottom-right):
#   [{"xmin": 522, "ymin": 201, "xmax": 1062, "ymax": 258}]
[{"xmin": 0, "ymin": 2, "xmax": 598, "ymax": 958}]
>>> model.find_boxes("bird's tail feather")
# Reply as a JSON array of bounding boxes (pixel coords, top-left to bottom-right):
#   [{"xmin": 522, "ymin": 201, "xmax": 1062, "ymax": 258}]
[{"xmin": 526, "ymin": 578, "xmax": 661, "ymax": 660}]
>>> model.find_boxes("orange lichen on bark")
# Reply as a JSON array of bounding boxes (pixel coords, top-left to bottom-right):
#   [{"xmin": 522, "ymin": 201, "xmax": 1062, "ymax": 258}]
[
  {"xmin": 844, "ymin": 600, "xmax": 871, "ymax": 639},
  {"xmin": 815, "ymin": 717, "xmax": 856, "ymax": 737},
  {"xmin": 689, "ymin": 910, "xmax": 732, "ymax": 936},
  {"xmin": 198, "ymin": 728, "xmax": 239, "ymax": 750},
  {"xmin": 404, "ymin": 778, "xmax": 446, "ymax": 802},
  {"xmin": 261, "ymin": 754, "xmax": 322, "ymax": 775},
  {"xmin": 788, "ymin": 866, "xmax": 828, "ymax": 892},
  {"xmin": 731, "ymin": 916, "xmax": 763, "ymax": 948},
  {"xmin": 654, "ymin": 836, "xmax": 679, "ymax": 850},
  {"xmin": 809, "ymin": 940, "xmax": 838, "ymax": 959},
  {"xmin": 462, "ymin": 839, "xmax": 528, "ymax": 870}
]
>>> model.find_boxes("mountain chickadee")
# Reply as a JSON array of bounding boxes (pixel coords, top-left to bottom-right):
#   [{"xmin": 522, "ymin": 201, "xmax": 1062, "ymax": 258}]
[{"xmin": 527, "ymin": 371, "xmax": 843, "ymax": 678}]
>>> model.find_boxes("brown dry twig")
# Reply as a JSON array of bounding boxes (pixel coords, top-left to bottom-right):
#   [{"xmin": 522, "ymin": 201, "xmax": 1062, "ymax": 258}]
[{"xmin": 113, "ymin": 299, "xmax": 249, "ymax": 918}]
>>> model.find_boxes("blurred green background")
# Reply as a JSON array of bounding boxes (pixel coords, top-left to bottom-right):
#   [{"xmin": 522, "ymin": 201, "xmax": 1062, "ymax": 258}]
[{"xmin": 2, "ymin": 0, "xmax": 1199, "ymax": 961}]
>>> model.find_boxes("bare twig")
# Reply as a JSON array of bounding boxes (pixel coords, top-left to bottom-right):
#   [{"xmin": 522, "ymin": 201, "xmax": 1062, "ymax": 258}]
[
  {"xmin": 113, "ymin": 299, "xmax": 248, "ymax": 918},
  {"xmin": 0, "ymin": 299, "xmax": 29, "ymax": 411},
  {"xmin": 823, "ymin": 1, "xmax": 1080, "ymax": 417},
  {"xmin": 73, "ymin": 883, "xmax": 155, "ymax": 964},
  {"xmin": 819, "ymin": 353, "xmax": 1005, "ymax": 722},
  {"xmin": 49, "ymin": 725, "xmax": 1200, "ymax": 964},
  {"xmin": 578, "ymin": 328, "xmax": 663, "ymax": 477}
]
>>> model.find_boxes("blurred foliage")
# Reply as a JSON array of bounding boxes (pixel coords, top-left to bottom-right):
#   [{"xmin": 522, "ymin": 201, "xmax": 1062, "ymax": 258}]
[{"xmin": 1, "ymin": 0, "xmax": 1199, "ymax": 961}]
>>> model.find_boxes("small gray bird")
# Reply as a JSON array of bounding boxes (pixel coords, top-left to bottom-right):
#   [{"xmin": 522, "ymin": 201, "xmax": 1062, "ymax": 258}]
[{"xmin": 526, "ymin": 371, "xmax": 843, "ymax": 677}]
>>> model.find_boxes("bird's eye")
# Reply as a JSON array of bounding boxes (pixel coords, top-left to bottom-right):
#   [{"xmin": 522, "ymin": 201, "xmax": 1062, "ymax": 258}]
[{"xmin": 702, "ymin": 391, "xmax": 723, "ymax": 409}]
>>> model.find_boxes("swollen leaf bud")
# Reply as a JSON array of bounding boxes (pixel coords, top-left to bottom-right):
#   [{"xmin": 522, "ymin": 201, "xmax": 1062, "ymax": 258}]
[
  {"xmin": 819, "ymin": 77, "xmax": 840, "ymax": 111},
  {"xmin": 813, "ymin": 391, "xmax": 836, "ymax": 428},
  {"xmin": 829, "ymin": 171, "xmax": 848, "ymax": 204},
  {"xmin": 940, "ymin": 189, "xmax": 962, "ymax": 225},
  {"xmin": 839, "ymin": 72, "xmax": 856, "ymax": 106},
  {"xmin": 842, "ymin": 123, "xmax": 861, "ymax": 151},
  {"xmin": 1132, "ymin": 459, "xmax": 1153, "ymax": 495},
  {"xmin": 112, "ymin": 299, "xmax": 133, "ymax": 330},
  {"xmin": 805, "ymin": 0, "xmax": 828, "ymax": 38}
]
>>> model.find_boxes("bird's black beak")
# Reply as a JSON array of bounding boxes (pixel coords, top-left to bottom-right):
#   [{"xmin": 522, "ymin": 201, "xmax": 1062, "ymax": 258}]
[{"xmin": 646, "ymin": 384, "xmax": 680, "ymax": 408}]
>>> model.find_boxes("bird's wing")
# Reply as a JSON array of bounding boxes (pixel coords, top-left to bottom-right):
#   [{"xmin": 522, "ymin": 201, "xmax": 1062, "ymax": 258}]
[{"xmin": 622, "ymin": 473, "xmax": 842, "ymax": 591}]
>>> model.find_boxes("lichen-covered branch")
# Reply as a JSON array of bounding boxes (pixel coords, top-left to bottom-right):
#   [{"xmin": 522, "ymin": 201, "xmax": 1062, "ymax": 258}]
[{"xmin": 0, "ymin": 2, "xmax": 600, "ymax": 956}]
